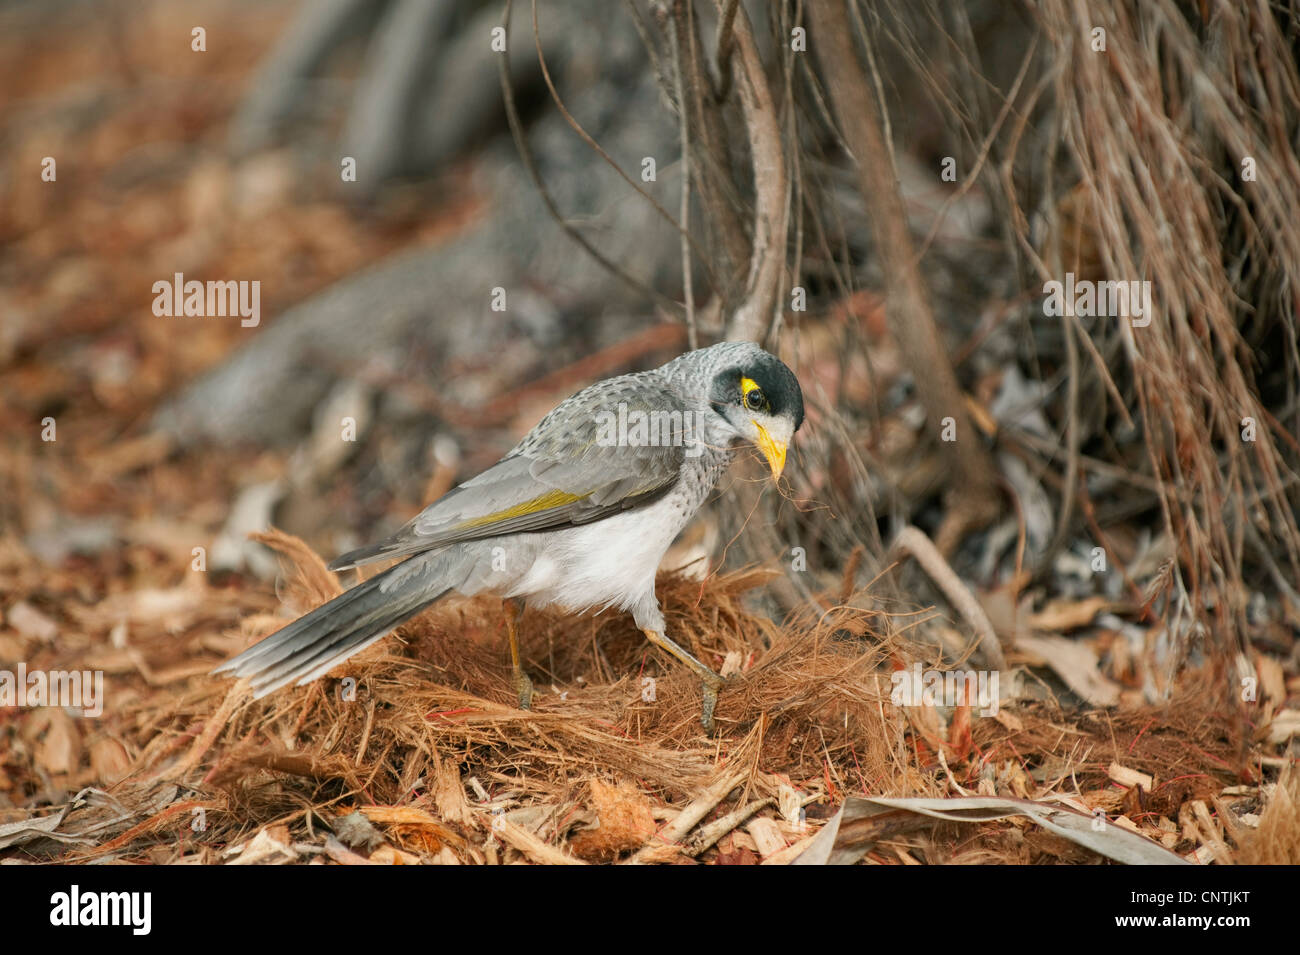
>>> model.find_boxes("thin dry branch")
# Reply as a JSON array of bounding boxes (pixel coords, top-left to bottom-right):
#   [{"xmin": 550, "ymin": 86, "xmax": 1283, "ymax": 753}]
[
  {"xmin": 669, "ymin": 0, "xmax": 697, "ymax": 348},
  {"xmin": 809, "ymin": 0, "xmax": 1002, "ymax": 555},
  {"xmin": 496, "ymin": 0, "xmax": 684, "ymax": 316},
  {"xmin": 889, "ymin": 526, "xmax": 1006, "ymax": 670},
  {"xmin": 718, "ymin": 0, "xmax": 790, "ymax": 343}
]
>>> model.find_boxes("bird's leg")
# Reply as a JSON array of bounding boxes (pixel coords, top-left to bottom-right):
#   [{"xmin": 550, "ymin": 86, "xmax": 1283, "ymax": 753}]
[
  {"xmin": 505, "ymin": 598, "xmax": 533, "ymax": 711},
  {"xmin": 642, "ymin": 629, "xmax": 723, "ymax": 731}
]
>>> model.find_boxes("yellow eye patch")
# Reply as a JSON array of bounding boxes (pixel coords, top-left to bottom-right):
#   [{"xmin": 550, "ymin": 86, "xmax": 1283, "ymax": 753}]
[{"xmin": 741, "ymin": 375, "xmax": 769, "ymax": 412}]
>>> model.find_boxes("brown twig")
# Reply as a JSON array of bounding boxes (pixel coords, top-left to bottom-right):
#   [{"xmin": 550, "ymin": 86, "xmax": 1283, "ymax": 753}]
[
  {"xmin": 888, "ymin": 526, "xmax": 1007, "ymax": 671},
  {"xmin": 809, "ymin": 0, "xmax": 1002, "ymax": 555},
  {"xmin": 529, "ymin": 0, "xmax": 715, "ymax": 301},
  {"xmin": 496, "ymin": 0, "xmax": 683, "ymax": 315},
  {"xmin": 669, "ymin": 0, "xmax": 697, "ymax": 348},
  {"xmin": 718, "ymin": 0, "xmax": 789, "ymax": 343}
]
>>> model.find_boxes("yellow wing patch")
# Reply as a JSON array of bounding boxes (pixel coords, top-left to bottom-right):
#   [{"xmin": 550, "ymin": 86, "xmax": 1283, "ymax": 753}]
[{"xmin": 455, "ymin": 489, "xmax": 588, "ymax": 530}]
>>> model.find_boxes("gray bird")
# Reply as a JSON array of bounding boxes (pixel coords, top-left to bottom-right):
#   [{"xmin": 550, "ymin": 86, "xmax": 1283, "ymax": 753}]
[{"xmin": 214, "ymin": 341, "xmax": 805, "ymax": 729}]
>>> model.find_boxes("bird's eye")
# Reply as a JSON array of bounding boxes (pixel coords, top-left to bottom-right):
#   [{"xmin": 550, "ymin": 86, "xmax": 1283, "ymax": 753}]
[{"xmin": 744, "ymin": 388, "xmax": 765, "ymax": 411}]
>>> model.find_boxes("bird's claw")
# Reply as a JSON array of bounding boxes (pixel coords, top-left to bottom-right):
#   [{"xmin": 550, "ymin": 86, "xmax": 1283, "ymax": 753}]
[
  {"xmin": 700, "ymin": 677, "xmax": 722, "ymax": 732},
  {"xmin": 514, "ymin": 670, "xmax": 534, "ymax": 711}
]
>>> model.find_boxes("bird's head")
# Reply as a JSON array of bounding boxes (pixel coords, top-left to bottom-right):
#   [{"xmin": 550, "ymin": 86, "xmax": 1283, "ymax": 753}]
[{"xmin": 705, "ymin": 344, "xmax": 805, "ymax": 480}]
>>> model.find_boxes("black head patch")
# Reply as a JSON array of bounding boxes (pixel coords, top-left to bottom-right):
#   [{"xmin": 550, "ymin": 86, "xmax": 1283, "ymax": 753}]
[{"xmin": 710, "ymin": 350, "xmax": 805, "ymax": 430}]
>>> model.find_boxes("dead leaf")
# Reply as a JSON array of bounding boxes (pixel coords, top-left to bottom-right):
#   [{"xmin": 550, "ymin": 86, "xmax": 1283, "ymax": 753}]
[
  {"xmin": 36, "ymin": 709, "xmax": 82, "ymax": 775},
  {"xmin": 89, "ymin": 736, "xmax": 132, "ymax": 785},
  {"xmin": 794, "ymin": 796, "xmax": 1189, "ymax": 865},
  {"xmin": 6, "ymin": 601, "xmax": 58, "ymax": 641},
  {"xmin": 1017, "ymin": 633, "xmax": 1122, "ymax": 706},
  {"xmin": 227, "ymin": 826, "xmax": 297, "ymax": 865},
  {"xmin": 1029, "ymin": 596, "xmax": 1113, "ymax": 632},
  {"xmin": 571, "ymin": 779, "xmax": 657, "ymax": 860}
]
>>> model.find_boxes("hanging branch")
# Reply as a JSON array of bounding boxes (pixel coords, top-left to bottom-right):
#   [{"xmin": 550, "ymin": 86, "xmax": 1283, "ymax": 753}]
[
  {"xmin": 530, "ymin": 0, "xmax": 716, "ymax": 298},
  {"xmin": 497, "ymin": 0, "xmax": 685, "ymax": 316},
  {"xmin": 675, "ymin": 0, "xmax": 751, "ymax": 318},
  {"xmin": 717, "ymin": 0, "xmax": 789, "ymax": 344},
  {"xmin": 669, "ymin": 1, "xmax": 697, "ymax": 348},
  {"xmin": 809, "ymin": 0, "xmax": 1001, "ymax": 555}
]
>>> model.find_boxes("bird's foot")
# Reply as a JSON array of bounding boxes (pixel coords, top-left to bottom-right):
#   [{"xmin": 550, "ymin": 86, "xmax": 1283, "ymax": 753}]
[
  {"xmin": 700, "ymin": 678, "xmax": 721, "ymax": 732},
  {"xmin": 514, "ymin": 669, "xmax": 534, "ymax": 711},
  {"xmin": 641, "ymin": 627, "xmax": 726, "ymax": 732}
]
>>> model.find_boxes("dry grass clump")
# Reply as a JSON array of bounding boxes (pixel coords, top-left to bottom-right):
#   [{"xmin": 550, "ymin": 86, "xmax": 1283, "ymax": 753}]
[
  {"xmin": 65, "ymin": 532, "xmax": 902, "ymax": 859},
  {"xmin": 3, "ymin": 529, "xmax": 1282, "ymax": 865},
  {"xmin": 29, "ymin": 533, "xmax": 1252, "ymax": 865},
  {"xmin": 1023, "ymin": 0, "xmax": 1300, "ymax": 658},
  {"xmin": 1236, "ymin": 768, "xmax": 1300, "ymax": 865}
]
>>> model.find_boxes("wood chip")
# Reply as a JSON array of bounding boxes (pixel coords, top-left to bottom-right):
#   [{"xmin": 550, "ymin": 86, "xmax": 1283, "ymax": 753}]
[
  {"xmin": 369, "ymin": 844, "xmax": 421, "ymax": 865},
  {"xmin": 322, "ymin": 835, "xmax": 378, "ymax": 865},
  {"xmin": 6, "ymin": 601, "xmax": 58, "ymax": 641},
  {"xmin": 492, "ymin": 818, "xmax": 586, "ymax": 865},
  {"xmin": 1254, "ymin": 653, "xmax": 1287, "ymax": 706},
  {"xmin": 626, "ymin": 769, "xmax": 744, "ymax": 864},
  {"xmin": 1265, "ymin": 709, "xmax": 1300, "ymax": 745},
  {"xmin": 633, "ymin": 842, "xmax": 690, "ymax": 864},
  {"xmin": 993, "ymin": 709, "xmax": 1024, "ymax": 732},
  {"xmin": 776, "ymin": 784, "xmax": 803, "ymax": 824},
  {"xmin": 228, "ymin": 827, "xmax": 297, "ymax": 865},
  {"xmin": 1191, "ymin": 800, "xmax": 1233, "ymax": 866},
  {"xmin": 719, "ymin": 650, "xmax": 744, "ymax": 678},
  {"xmin": 1107, "ymin": 762, "xmax": 1153, "ymax": 791},
  {"xmin": 35, "ymin": 709, "xmax": 82, "ymax": 776},
  {"xmin": 761, "ymin": 833, "xmax": 819, "ymax": 865},
  {"xmin": 746, "ymin": 816, "xmax": 787, "ymax": 859},
  {"xmin": 1184, "ymin": 844, "xmax": 1216, "ymax": 864},
  {"xmin": 358, "ymin": 803, "xmax": 466, "ymax": 848}
]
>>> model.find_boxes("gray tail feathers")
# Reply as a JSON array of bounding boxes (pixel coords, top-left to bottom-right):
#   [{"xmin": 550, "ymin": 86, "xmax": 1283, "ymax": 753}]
[{"xmin": 213, "ymin": 558, "xmax": 448, "ymax": 697}]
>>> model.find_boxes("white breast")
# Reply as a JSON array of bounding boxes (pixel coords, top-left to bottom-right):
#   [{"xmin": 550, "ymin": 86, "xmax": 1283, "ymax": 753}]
[
  {"xmin": 507, "ymin": 492, "xmax": 690, "ymax": 613},
  {"xmin": 502, "ymin": 443, "xmax": 735, "ymax": 615}
]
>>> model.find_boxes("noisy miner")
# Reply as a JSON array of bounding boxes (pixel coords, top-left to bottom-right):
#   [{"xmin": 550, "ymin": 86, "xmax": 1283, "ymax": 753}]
[{"xmin": 215, "ymin": 340, "xmax": 804, "ymax": 729}]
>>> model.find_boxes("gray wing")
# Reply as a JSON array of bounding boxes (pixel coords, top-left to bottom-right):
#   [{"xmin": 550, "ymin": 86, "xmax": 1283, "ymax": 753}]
[{"xmin": 328, "ymin": 371, "xmax": 689, "ymax": 570}]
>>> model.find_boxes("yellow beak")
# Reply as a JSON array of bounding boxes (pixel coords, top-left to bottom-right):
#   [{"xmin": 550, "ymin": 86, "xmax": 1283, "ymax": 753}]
[{"xmin": 752, "ymin": 421, "xmax": 788, "ymax": 480}]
